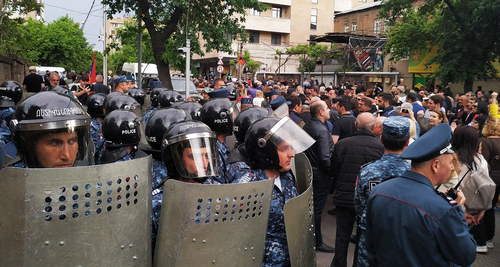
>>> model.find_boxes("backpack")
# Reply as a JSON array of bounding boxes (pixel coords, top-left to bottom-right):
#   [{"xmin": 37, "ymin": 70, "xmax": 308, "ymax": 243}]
[{"xmin": 459, "ymin": 155, "xmax": 497, "ymax": 213}]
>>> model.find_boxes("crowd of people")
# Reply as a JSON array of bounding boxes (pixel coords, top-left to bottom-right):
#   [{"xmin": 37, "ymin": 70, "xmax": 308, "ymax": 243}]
[{"xmin": 1, "ymin": 69, "xmax": 500, "ymax": 266}]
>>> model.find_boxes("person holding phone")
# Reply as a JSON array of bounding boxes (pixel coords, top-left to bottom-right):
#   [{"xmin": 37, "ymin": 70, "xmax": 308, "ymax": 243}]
[{"xmin": 71, "ymin": 75, "xmax": 92, "ymax": 105}]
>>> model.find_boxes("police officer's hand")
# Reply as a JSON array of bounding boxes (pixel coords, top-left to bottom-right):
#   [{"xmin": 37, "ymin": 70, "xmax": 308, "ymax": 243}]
[{"xmin": 454, "ymin": 190, "xmax": 466, "ymax": 206}]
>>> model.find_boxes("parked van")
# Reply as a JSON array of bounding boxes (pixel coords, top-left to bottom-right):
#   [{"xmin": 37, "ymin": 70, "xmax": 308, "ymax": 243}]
[{"xmin": 35, "ymin": 66, "xmax": 66, "ymax": 77}]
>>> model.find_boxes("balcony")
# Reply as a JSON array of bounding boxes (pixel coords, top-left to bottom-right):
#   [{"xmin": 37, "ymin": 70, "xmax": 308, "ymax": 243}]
[
  {"xmin": 260, "ymin": 0, "xmax": 291, "ymax": 6},
  {"xmin": 245, "ymin": 15, "xmax": 291, "ymax": 34}
]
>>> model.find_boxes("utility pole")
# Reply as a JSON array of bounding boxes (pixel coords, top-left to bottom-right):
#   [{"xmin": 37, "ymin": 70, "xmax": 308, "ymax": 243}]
[
  {"xmin": 137, "ymin": 12, "xmax": 142, "ymax": 90},
  {"xmin": 179, "ymin": 40, "xmax": 191, "ymax": 100},
  {"xmin": 238, "ymin": 42, "xmax": 243, "ymax": 81},
  {"xmin": 103, "ymin": 5, "xmax": 107, "ymax": 85}
]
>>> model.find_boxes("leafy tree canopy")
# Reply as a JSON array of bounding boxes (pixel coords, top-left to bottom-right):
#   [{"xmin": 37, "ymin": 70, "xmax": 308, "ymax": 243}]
[
  {"xmin": 102, "ymin": 0, "xmax": 268, "ymax": 88},
  {"xmin": 229, "ymin": 49, "xmax": 260, "ymax": 73},
  {"xmin": 380, "ymin": 0, "xmax": 500, "ymax": 91}
]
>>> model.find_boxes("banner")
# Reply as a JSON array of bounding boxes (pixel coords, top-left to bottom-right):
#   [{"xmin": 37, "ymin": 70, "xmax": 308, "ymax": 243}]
[
  {"xmin": 349, "ymin": 37, "xmax": 387, "ymax": 71},
  {"xmin": 89, "ymin": 52, "xmax": 96, "ymax": 83}
]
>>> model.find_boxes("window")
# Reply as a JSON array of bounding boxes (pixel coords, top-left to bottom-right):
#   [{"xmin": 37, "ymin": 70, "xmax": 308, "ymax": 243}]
[
  {"xmin": 374, "ymin": 19, "xmax": 382, "ymax": 35},
  {"xmin": 312, "ymin": 0, "xmax": 318, "ymax": 3},
  {"xmin": 249, "ymin": 8, "xmax": 260, "ymax": 16},
  {"xmin": 310, "ymin": 9, "xmax": 317, "ymax": 30},
  {"xmin": 351, "ymin": 22, "xmax": 357, "ymax": 33},
  {"xmin": 272, "ymin": 7, "xmax": 282, "ymax": 18},
  {"xmin": 249, "ymin": 31, "xmax": 260, "ymax": 44},
  {"xmin": 271, "ymin": 33, "xmax": 281, "ymax": 45},
  {"xmin": 224, "ymin": 32, "xmax": 232, "ymax": 41},
  {"xmin": 344, "ymin": 23, "xmax": 349, "ymax": 32},
  {"xmin": 309, "ymin": 35, "xmax": 317, "ymax": 46}
]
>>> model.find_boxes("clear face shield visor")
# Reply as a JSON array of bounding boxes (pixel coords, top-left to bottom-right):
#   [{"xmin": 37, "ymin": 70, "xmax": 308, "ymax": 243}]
[
  {"xmin": 262, "ymin": 116, "xmax": 315, "ymax": 154},
  {"xmin": 15, "ymin": 122, "xmax": 93, "ymax": 168},
  {"xmin": 169, "ymin": 133, "xmax": 221, "ymax": 179}
]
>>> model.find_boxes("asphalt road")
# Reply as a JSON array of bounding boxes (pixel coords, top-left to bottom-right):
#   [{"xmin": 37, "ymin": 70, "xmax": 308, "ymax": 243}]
[{"xmin": 316, "ymin": 194, "xmax": 500, "ymax": 267}]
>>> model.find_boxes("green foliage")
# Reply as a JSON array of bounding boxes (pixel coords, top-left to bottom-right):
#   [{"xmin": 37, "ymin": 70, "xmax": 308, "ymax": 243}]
[
  {"xmin": 283, "ymin": 44, "xmax": 330, "ymax": 74},
  {"xmin": 106, "ymin": 19, "xmax": 156, "ymax": 75},
  {"xmin": 229, "ymin": 49, "xmax": 260, "ymax": 73},
  {"xmin": 1, "ymin": 16, "xmax": 95, "ymax": 74},
  {"xmin": 380, "ymin": 0, "xmax": 500, "ymax": 90},
  {"xmin": 102, "ymin": 0, "xmax": 268, "ymax": 87},
  {"xmin": 0, "ymin": 0, "xmax": 41, "ymax": 55}
]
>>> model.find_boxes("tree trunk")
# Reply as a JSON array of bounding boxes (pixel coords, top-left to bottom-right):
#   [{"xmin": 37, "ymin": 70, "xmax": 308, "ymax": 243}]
[
  {"xmin": 150, "ymin": 32, "xmax": 172, "ymax": 89},
  {"xmin": 463, "ymin": 79, "xmax": 473, "ymax": 94}
]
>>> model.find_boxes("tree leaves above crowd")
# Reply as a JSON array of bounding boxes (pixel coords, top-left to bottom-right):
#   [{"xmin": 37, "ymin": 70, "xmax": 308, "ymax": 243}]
[
  {"xmin": 380, "ymin": 0, "xmax": 500, "ymax": 91},
  {"xmin": 1, "ymin": 15, "xmax": 95, "ymax": 73}
]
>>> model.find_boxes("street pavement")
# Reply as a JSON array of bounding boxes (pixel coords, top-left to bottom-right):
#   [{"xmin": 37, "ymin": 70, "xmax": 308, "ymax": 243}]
[{"xmin": 316, "ymin": 194, "xmax": 500, "ymax": 267}]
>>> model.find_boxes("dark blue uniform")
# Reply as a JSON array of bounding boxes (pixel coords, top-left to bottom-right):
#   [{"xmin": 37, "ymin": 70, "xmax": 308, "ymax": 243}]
[
  {"xmin": 214, "ymin": 139, "xmax": 230, "ymax": 184},
  {"xmin": 365, "ymin": 170, "xmax": 476, "ymax": 266},
  {"xmin": 0, "ymin": 107, "xmax": 14, "ymax": 146},
  {"xmin": 233, "ymin": 169, "xmax": 298, "ymax": 267},
  {"xmin": 90, "ymin": 118, "xmax": 103, "ymax": 148},
  {"xmin": 354, "ymin": 153, "xmax": 410, "ymax": 267}
]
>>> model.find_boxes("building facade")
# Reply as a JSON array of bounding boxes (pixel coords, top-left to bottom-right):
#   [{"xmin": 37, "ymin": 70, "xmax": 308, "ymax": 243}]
[{"xmin": 192, "ymin": 0, "xmax": 335, "ymax": 81}]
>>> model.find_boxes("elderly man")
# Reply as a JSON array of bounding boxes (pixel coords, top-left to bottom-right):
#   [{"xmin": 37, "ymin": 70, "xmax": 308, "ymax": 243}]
[
  {"xmin": 93, "ymin": 75, "xmax": 110, "ymax": 94},
  {"xmin": 303, "ymin": 101, "xmax": 335, "ymax": 253},
  {"xmin": 364, "ymin": 123, "xmax": 476, "ymax": 266},
  {"xmin": 330, "ymin": 112, "xmax": 384, "ymax": 267}
]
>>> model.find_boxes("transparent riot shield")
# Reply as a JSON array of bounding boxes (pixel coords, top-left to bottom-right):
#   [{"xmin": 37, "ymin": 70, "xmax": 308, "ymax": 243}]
[
  {"xmin": 0, "ymin": 156, "xmax": 153, "ymax": 266},
  {"xmin": 153, "ymin": 179, "xmax": 274, "ymax": 267},
  {"xmin": 290, "ymin": 152, "xmax": 313, "ymax": 194},
  {"xmin": 285, "ymin": 153, "xmax": 315, "ymax": 267}
]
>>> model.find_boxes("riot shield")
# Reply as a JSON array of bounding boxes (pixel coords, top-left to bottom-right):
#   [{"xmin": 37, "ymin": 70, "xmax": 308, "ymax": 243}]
[
  {"xmin": 154, "ymin": 178, "xmax": 274, "ymax": 267},
  {"xmin": 290, "ymin": 152, "xmax": 313, "ymax": 194},
  {"xmin": 0, "ymin": 156, "xmax": 153, "ymax": 267},
  {"xmin": 285, "ymin": 153, "xmax": 315, "ymax": 267}
]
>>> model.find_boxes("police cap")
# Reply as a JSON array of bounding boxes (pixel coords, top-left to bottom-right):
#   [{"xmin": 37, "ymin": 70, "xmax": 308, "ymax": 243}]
[
  {"xmin": 400, "ymin": 123, "xmax": 454, "ymax": 163},
  {"xmin": 383, "ymin": 117, "xmax": 410, "ymax": 139}
]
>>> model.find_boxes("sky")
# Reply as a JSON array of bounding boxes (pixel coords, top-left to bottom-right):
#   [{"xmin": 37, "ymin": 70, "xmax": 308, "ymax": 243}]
[{"xmin": 43, "ymin": 0, "xmax": 127, "ymax": 53}]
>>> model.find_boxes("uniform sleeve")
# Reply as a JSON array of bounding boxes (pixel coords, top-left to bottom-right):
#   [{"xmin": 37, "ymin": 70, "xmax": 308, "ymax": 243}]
[
  {"xmin": 436, "ymin": 205, "xmax": 477, "ymax": 266},
  {"xmin": 354, "ymin": 171, "xmax": 367, "ymax": 218}
]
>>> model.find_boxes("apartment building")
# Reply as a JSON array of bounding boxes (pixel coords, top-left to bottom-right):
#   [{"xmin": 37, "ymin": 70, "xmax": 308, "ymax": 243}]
[
  {"xmin": 192, "ymin": 0, "xmax": 335, "ymax": 80},
  {"xmin": 9, "ymin": 0, "xmax": 45, "ymax": 22}
]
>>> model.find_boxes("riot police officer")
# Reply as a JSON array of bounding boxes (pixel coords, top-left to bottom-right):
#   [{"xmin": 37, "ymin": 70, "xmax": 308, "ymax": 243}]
[
  {"xmin": 225, "ymin": 107, "xmax": 272, "ymax": 183},
  {"xmin": 0, "ymin": 81, "xmax": 22, "ymax": 146},
  {"xmin": 200, "ymin": 98, "xmax": 238, "ymax": 183},
  {"xmin": 7, "ymin": 91, "xmax": 93, "ymax": 168},
  {"xmin": 152, "ymin": 120, "xmax": 221, "ymax": 247},
  {"xmin": 86, "ymin": 93, "xmax": 106, "ymax": 148},
  {"xmin": 177, "ymin": 101, "xmax": 202, "ymax": 121},
  {"xmin": 141, "ymin": 108, "xmax": 189, "ymax": 192},
  {"xmin": 127, "ymin": 88, "xmax": 146, "ymax": 107},
  {"xmin": 98, "ymin": 110, "xmax": 142, "ymax": 164},
  {"xmin": 142, "ymin": 87, "xmax": 166, "ymax": 122},
  {"xmin": 158, "ymin": 90, "xmax": 183, "ymax": 108},
  {"xmin": 232, "ymin": 116, "xmax": 315, "ymax": 266}
]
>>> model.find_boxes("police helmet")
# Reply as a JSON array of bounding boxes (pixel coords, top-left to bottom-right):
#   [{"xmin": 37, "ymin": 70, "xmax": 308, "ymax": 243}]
[
  {"xmin": 200, "ymin": 98, "xmax": 238, "ymax": 135},
  {"xmin": 0, "ymin": 80, "xmax": 23, "ymax": 107},
  {"xmin": 159, "ymin": 90, "xmax": 183, "ymax": 108},
  {"xmin": 87, "ymin": 93, "xmax": 106, "ymax": 118},
  {"xmin": 104, "ymin": 94, "xmax": 141, "ymax": 117},
  {"xmin": 145, "ymin": 108, "xmax": 189, "ymax": 151},
  {"xmin": 103, "ymin": 91, "xmax": 124, "ymax": 109},
  {"xmin": 127, "ymin": 88, "xmax": 146, "ymax": 106},
  {"xmin": 233, "ymin": 107, "xmax": 272, "ymax": 145},
  {"xmin": 51, "ymin": 85, "xmax": 72, "ymax": 96},
  {"xmin": 244, "ymin": 116, "xmax": 315, "ymax": 170},
  {"xmin": 10, "ymin": 91, "xmax": 93, "ymax": 167},
  {"xmin": 150, "ymin": 87, "xmax": 166, "ymax": 108},
  {"xmin": 178, "ymin": 101, "xmax": 202, "ymax": 120},
  {"xmin": 102, "ymin": 110, "xmax": 142, "ymax": 148},
  {"xmin": 161, "ymin": 120, "xmax": 221, "ymax": 179}
]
